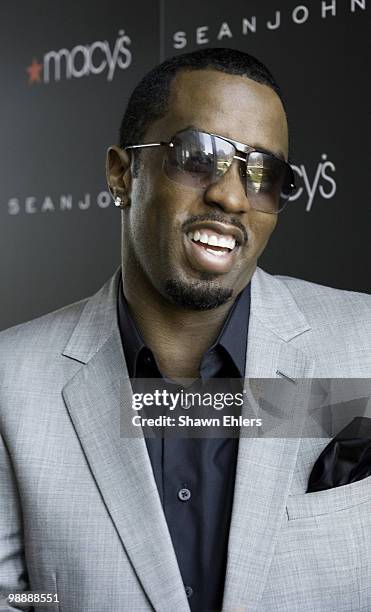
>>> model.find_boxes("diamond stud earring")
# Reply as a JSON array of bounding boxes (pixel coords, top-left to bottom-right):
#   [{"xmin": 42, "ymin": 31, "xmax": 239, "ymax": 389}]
[{"xmin": 112, "ymin": 188, "xmax": 123, "ymax": 208}]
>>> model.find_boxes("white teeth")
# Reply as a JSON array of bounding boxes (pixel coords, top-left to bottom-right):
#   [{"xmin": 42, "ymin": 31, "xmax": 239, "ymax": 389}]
[
  {"xmin": 208, "ymin": 235, "xmax": 219, "ymax": 246},
  {"xmin": 206, "ymin": 248, "xmax": 225, "ymax": 256},
  {"xmin": 218, "ymin": 236, "xmax": 231, "ymax": 249},
  {"xmin": 188, "ymin": 230, "xmax": 236, "ymax": 250}
]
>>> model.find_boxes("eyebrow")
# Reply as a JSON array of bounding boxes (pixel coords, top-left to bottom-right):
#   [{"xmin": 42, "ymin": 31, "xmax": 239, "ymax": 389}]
[{"xmin": 183, "ymin": 124, "xmax": 286, "ymax": 161}]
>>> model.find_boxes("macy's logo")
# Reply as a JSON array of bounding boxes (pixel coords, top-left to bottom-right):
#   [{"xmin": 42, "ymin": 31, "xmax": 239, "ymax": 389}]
[
  {"xmin": 26, "ymin": 29, "xmax": 132, "ymax": 85},
  {"xmin": 290, "ymin": 154, "xmax": 336, "ymax": 212}
]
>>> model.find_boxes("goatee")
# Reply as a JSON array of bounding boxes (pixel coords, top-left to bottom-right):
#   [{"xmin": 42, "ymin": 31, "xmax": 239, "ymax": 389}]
[{"xmin": 164, "ymin": 278, "xmax": 233, "ymax": 310}]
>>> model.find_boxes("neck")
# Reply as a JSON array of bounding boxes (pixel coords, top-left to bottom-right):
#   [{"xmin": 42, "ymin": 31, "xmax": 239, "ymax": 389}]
[{"xmin": 122, "ymin": 268, "xmax": 236, "ymax": 380}]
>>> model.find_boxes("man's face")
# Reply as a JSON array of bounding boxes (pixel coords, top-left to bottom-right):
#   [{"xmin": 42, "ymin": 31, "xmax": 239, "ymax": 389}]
[{"xmin": 120, "ymin": 69, "xmax": 288, "ymax": 309}]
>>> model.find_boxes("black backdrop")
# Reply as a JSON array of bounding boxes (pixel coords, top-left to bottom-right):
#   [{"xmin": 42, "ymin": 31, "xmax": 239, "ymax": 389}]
[{"xmin": 1, "ymin": 0, "xmax": 369, "ymax": 330}]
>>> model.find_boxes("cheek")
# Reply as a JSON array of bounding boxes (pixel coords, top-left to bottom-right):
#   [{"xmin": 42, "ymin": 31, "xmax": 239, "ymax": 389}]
[
  {"xmin": 129, "ymin": 170, "xmax": 163, "ymax": 241},
  {"xmin": 128, "ymin": 180, "xmax": 179, "ymax": 265},
  {"xmin": 131, "ymin": 170, "xmax": 200, "ymax": 244},
  {"xmin": 249, "ymin": 213, "xmax": 277, "ymax": 254}
]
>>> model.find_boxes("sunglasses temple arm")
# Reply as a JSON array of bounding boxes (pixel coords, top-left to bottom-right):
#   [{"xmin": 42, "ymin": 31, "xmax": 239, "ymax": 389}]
[{"xmin": 124, "ymin": 142, "xmax": 165, "ymax": 150}]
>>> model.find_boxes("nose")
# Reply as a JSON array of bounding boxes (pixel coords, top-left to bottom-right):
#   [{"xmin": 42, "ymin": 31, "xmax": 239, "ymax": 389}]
[{"xmin": 203, "ymin": 158, "xmax": 251, "ymax": 215}]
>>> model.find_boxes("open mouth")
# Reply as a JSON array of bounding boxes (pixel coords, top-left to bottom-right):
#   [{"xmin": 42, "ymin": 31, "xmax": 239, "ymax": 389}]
[{"xmin": 183, "ymin": 225, "xmax": 242, "ymax": 274}]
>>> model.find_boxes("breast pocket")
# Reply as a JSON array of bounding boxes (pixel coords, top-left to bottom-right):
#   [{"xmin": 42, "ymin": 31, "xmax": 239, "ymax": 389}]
[{"xmin": 286, "ymin": 474, "xmax": 371, "ymax": 520}]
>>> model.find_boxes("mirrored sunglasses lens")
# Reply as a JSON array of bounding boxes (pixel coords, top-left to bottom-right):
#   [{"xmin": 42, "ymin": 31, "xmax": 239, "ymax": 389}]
[
  {"xmin": 244, "ymin": 152, "xmax": 293, "ymax": 213},
  {"xmin": 163, "ymin": 130, "xmax": 234, "ymax": 189}
]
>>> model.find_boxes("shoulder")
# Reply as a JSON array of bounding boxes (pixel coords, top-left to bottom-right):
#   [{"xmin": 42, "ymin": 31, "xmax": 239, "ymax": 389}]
[
  {"xmin": 0, "ymin": 299, "xmax": 87, "ymax": 381},
  {"xmin": 0, "ymin": 298, "xmax": 87, "ymax": 349},
  {"xmin": 253, "ymin": 269, "xmax": 371, "ymax": 375},
  {"xmin": 0, "ymin": 269, "xmax": 120, "ymax": 389},
  {"xmin": 274, "ymin": 273, "xmax": 371, "ymax": 327}
]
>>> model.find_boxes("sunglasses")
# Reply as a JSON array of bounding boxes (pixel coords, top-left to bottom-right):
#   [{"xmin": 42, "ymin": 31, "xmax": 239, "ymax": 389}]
[{"xmin": 124, "ymin": 128, "xmax": 296, "ymax": 214}]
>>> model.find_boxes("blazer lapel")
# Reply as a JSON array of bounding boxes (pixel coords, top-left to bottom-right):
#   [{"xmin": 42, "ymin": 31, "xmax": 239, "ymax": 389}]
[
  {"xmin": 222, "ymin": 268, "xmax": 316, "ymax": 611},
  {"xmin": 61, "ymin": 269, "xmax": 190, "ymax": 612}
]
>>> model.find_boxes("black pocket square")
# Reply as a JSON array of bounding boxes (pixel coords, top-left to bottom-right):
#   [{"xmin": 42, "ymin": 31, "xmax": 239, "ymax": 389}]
[{"xmin": 307, "ymin": 416, "xmax": 371, "ymax": 493}]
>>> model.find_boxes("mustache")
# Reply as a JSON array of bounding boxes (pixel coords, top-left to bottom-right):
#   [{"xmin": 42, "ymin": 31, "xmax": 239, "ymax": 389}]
[{"xmin": 182, "ymin": 213, "xmax": 248, "ymax": 244}]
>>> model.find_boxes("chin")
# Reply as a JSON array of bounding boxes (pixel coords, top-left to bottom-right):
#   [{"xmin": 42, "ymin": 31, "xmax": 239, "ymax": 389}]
[{"xmin": 163, "ymin": 276, "xmax": 234, "ymax": 310}]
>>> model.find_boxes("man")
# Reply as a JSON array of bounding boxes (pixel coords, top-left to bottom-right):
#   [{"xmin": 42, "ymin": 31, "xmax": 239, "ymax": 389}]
[{"xmin": 0, "ymin": 48, "xmax": 370, "ymax": 612}]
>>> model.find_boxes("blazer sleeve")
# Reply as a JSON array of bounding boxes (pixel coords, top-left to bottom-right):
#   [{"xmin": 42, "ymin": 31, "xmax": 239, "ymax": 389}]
[{"xmin": 0, "ymin": 432, "xmax": 33, "ymax": 611}]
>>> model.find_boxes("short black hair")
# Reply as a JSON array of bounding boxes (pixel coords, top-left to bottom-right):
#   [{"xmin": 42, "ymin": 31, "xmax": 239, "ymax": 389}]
[{"xmin": 119, "ymin": 47, "xmax": 286, "ymax": 176}]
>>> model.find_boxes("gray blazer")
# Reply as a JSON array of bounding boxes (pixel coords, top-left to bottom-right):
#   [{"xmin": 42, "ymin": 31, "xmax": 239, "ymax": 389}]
[{"xmin": 1, "ymin": 267, "xmax": 371, "ymax": 611}]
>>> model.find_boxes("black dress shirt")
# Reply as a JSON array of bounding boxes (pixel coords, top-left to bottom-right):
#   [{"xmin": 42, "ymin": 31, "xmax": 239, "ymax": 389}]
[{"xmin": 118, "ymin": 279, "xmax": 250, "ymax": 612}]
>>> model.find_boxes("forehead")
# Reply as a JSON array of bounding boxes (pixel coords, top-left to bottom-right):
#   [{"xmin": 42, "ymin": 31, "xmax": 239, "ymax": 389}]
[{"xmin": 146, "ymin": 69, "xmax": 288, "ymax": 158}]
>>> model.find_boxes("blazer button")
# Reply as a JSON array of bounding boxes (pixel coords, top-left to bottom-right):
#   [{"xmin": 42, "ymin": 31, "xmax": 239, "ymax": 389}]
[
  {"xmin": 178, "ymin": 488, "xmax": 191, "ymax": 501},
  {"xmin": 185, "ymin": 586, "xmax": 193, "ymax": 598}
]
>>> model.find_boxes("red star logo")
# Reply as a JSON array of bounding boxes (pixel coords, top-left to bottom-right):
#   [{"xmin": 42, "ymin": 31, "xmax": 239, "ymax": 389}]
[{"xmin": 26, "ymin": 58, "xmax": 43, "ymax": 85}]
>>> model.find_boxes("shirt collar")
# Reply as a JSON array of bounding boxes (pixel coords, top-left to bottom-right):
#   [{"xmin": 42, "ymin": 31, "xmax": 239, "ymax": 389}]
[{"xmin": 206, "ymin": 281, "xmax": 250, "ymax": 377}]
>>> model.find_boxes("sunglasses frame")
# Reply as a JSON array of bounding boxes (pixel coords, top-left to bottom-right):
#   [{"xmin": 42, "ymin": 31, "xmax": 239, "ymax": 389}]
[{"xmin": 124, "ymin": 128, "xmax": 296, "ymax": 213}]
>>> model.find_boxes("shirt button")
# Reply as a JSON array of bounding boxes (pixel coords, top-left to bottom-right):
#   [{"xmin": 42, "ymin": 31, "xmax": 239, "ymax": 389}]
[
  {"xmin": 185, "ymin": 585, "xmax": 193, "ymax": 598},
  {"xmin": 182, "ymin": 400, "xmax": 191, "ymax": 410},
  {"xmin": 178, "ymin": 488, "xmax": 191, "ymax": 501}
]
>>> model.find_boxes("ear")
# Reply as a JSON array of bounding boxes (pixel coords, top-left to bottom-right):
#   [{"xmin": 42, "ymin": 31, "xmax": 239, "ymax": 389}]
[{"xmin": 106, "ymin": 145, "xmax": 132, "ymax": 206}]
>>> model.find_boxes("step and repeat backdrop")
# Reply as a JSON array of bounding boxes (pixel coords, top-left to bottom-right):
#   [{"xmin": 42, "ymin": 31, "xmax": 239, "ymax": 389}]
[{"xmin": 0, "ymin": 0, "xmax": 369, "ymax": 330}]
